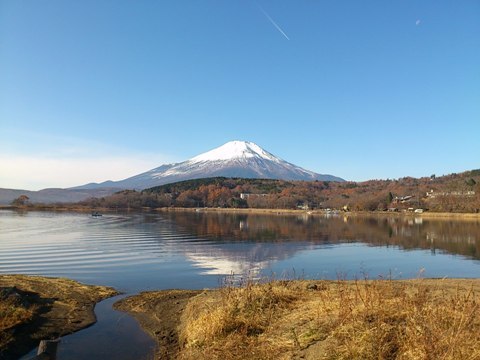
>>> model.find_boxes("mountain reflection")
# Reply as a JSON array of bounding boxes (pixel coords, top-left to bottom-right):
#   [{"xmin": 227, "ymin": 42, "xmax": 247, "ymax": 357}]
[
  {"xmin": 2, "ymin": 211, "xmax": 478, "ymax": 283},
  {"xmin": 161, "ymin": 212, "xmax": 480, "ymax": 274}
]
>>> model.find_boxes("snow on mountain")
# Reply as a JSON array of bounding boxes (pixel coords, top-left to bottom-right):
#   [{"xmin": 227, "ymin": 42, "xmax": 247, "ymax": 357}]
[
  {"xmin": 189, "ymin": 141, "xmax": 280, "ymax": 163},
  {"xmin": 74, "ymin": 140, "xmax": 344, "ymax": 190}
]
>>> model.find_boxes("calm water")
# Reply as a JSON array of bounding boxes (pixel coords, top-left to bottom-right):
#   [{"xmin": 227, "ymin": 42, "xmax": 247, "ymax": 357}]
[{"xmin": 1, "ymin": 210, "xmax": 479, "ymax": 359}]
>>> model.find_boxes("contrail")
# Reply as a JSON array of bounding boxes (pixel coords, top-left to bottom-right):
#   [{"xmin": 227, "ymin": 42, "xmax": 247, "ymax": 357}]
[{"xmin": 259, "ymin": 6, "xmax": 290, "ymax": 40}]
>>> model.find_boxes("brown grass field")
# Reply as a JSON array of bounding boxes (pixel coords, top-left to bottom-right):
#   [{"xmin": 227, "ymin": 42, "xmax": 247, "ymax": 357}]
[{"xmin": 174, "ymin": 278, "xmax": 480, "ymax": 359}]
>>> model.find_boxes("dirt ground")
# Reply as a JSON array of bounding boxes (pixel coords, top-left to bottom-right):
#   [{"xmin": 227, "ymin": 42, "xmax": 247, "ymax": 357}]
[
  {"xmin": 0, "ymin": 274, "xmax": 117, "ymax": 359},
  {"xmin": 114, "ymin": 289, "xmax": 202, "ymax": 359}
]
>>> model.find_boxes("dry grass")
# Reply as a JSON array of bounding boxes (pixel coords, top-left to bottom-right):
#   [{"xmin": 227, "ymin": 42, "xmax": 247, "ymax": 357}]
[
  {"xmin": 0, "ymin": 287, "xmax": 37, "ymax": 348},
  {"xmin": 177, "ymin": 278, "xmax": 480, "ymax": 360},
  {"xmin": 179, "ymin": 278, "xmax": 301, "ymax": 360},
  {"xmin": 315, "ymin": 279, "xmax": 480, "ymax": 360},
  {"xmin": 0, "ymin": 298, "xmax": 34, "ymax": 330}
]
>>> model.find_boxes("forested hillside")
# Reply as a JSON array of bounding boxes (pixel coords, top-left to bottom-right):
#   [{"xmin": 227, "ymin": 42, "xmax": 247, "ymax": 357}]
[{"xmin": 78, "ymin": 170, "xmax": 480, "ymax": 213}]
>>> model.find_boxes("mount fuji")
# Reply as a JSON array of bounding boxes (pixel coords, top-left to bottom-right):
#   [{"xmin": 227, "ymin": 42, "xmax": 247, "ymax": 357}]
[{"xmin": 75, "ymin": 141, "xmax": 344, "ymax": 190}]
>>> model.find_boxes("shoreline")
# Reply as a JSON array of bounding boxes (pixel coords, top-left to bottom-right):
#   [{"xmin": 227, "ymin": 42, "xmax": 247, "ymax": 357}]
[
  {"xmin": 2, "ymin": 204, "xmax": 480, "ymax": 220},
  {"xmin": 157, "ymin": 206, "xmax": 480, "ymax": 220},
  {"xmin": 2, "ymin": 273, "xmax": 479, "ymax": 359},
  {"xmin": 115, "ymin": 278, "xmax": 480, "ymax": 360},
  {"xmin": 0, "ymin": 275, "xmax": 118, "ymax": 359}
]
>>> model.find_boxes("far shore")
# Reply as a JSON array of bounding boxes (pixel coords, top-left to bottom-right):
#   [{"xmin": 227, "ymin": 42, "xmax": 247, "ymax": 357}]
[
  {"xmin": 156, "ymin": 206, "xmax": 480, "ymax": 220},
  {"xmin": 2, "ymin": 204, "xmax": 480, "ymax": 220}
]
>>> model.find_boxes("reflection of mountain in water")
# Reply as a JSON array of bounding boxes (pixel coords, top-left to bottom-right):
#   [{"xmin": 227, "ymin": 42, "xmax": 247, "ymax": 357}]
[
  {"xmin": 130, "ymin": 213, "xmax": 319, "ymax": 277},
  {"xmin": 3, "ymin": 211, "xmax": 477, "ymax": 288},
  {"xmin": 184, "ymin": 242, "xmax": 317, "ymax": 276},
  {"xmin": 161, "ymin": 212, "xmax": 480, "ymax": 276}
]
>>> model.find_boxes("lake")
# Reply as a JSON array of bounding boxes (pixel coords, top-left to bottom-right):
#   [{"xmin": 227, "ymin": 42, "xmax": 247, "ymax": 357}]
[{"xmin": 1, "ymin": 210, "xmax": 479, "ymax": 359}]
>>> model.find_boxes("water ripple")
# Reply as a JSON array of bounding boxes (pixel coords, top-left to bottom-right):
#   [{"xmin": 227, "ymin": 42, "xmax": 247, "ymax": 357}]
[{"xmin": 0, "ymin": 212, "xmax": 186, "ymax": 279}]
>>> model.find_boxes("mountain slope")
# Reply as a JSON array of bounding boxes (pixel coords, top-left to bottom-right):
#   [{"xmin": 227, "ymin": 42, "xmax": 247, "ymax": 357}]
[{"xmin": 75, "ymin": 141, "xmax": 344, "ymax": 190}]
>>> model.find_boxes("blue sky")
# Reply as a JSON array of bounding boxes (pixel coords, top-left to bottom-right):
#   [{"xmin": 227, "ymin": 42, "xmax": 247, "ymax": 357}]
[{"xmin": 1, "ymin": 1, "xmax": 479, "ymax": 190}]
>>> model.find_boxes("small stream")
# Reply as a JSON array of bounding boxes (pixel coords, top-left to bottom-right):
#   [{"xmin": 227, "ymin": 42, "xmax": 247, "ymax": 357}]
[{"xmin": 21, "ymin": 295, "xmax": 156, "ymax": 359}]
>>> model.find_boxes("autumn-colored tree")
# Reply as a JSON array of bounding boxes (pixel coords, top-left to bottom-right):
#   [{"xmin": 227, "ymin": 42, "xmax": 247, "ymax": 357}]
[
  {"xmin": 11, "ymin": 195, "xmax": 30, "ymax": 206},
  {"xmin": 74, "ymin": 171, "xmax": 480, "ymax": 212}
]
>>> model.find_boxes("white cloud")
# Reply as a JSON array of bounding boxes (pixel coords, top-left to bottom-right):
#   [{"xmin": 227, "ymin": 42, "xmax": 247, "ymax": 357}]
[
  {"xmin": 0, "ymin": 132, "xmax": 178, "ymax": 190},
  {"xmin": 0, "ymin": 154, "xmax": 167, "ymax": 190}
]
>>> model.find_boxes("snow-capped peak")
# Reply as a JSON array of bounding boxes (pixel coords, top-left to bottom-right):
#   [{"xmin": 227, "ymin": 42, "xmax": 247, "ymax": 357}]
[
  {"xmin": 189, "ymin": 140, "xmax": 281, "ymax": 163},
  {"xmin": 73, "ymin": 139, "xmax": 344, "ymax": 190}
]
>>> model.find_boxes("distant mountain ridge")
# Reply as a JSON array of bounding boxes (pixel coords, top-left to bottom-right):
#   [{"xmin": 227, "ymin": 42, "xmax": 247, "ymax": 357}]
[
  {"xmin": 0, "ymin": 187, "xmax": 119, "ymax": 205},
  {"xmin": 74, "ymin": 140, "xmax": 344, "ymax": 190}
]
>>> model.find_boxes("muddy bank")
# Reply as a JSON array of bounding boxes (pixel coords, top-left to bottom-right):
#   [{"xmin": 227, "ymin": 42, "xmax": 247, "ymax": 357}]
[
  {"xmin": 0, "ymin": 275, "xmax": 118, "ymax": 359},
  {"xmin": 115, "ymin": 279, "xmax": 480, "ymax": 360},
  {"xmin": 114, "ymin": 290, "xmax": 202, "ymax": 359}
]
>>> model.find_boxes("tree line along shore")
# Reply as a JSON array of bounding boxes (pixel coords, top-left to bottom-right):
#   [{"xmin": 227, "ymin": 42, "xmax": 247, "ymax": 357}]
[{"xmin": 6, "ymin": 169, "xmax": 480, "ymax": 214}]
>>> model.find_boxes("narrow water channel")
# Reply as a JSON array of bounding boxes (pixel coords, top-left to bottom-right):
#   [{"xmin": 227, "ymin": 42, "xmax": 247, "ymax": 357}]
[{"xmin": 21, "ymin": 295, "xmax": 156, "ymax": 359}]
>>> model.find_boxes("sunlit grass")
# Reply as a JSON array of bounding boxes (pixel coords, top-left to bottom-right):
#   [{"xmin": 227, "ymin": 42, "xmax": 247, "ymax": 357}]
[
  {"xmin": 178, "ymin": 277, "xmax": 480, "ymax": 360},
  {"xmin": 0, "ymin": 288, "xmax": 36, "ymax": 348}
]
